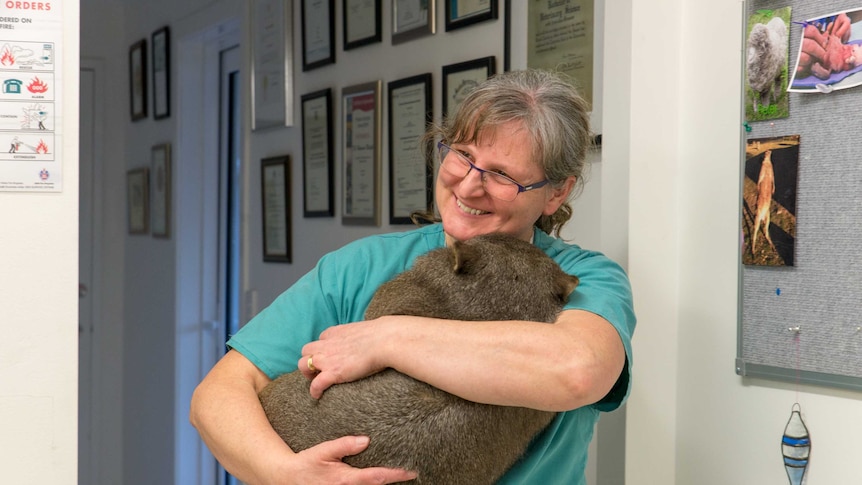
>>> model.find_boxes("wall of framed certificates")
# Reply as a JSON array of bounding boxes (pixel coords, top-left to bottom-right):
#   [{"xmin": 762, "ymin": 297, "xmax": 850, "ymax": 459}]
[
  {"xmin": 247, "ymin": 0, "xmax": 605, "ymax": 270},
  {"xmin": 252, "ymin": 0, "xmax": 604, "ymax": 238}
]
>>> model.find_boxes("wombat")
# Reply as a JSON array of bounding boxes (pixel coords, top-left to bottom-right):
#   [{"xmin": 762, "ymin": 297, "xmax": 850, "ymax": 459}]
[{"xmin": 258, "ymin": 233, "xmax": 580, "ymax": 484}]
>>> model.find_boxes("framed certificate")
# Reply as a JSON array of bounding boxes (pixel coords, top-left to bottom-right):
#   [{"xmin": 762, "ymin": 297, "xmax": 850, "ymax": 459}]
[
  {"xmin": 127, "ymin": 168, "xmax": 149, "ymax": 234},
  {"xmin": 526, "ymin": 0, "xmax": 594, "ymax": 106},
  {"xmin": 301, "ymin": 88, "xmax": 334, "ymax": 217},
  {"xmin": 442, "ymin": 56, "xmax": 496, "ymax": 118},
  {"xmin": 129, "ymin": 39, "xmax": 147, "ymax": 121},
  {"xmin": 261, "ymin": 155, "xmax": 292, "ymax": 262},
  {"xmin": 344, "ymin": 0, "xmax": 381, "ymax": 50},
  {"xmin": 342, "ymin": 81, "xmax": 382, "ymax": 226},
  {"xmin": 150, "ymin": 143, "xmax": 171, "ymax": 238},
  {"xmin": 252, "ymin": 0, "xmax": 294, "ymax": 129},
  {"xmin": 151, "ymin": 27, "xmax": 170, "ymax": 120},
  {"xmin": 445, "ymin": 0, "xmax": 498, "ymax": 32},
  {"xmin": 388, "ymin": 73, "xmax": 433, "ymax": 224},
  {"xmin": 301, "ymin": 0, "xmax": 335, "ymax": 71},
  {"xmin": 392, "ymin": 0, "xmax": 436, "ymax": 44}
]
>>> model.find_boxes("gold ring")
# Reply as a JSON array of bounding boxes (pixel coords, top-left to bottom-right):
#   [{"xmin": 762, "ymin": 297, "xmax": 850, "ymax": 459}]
[{"xmin": 307, "ymin": 356, "xmax": 317, "ymax": 372}]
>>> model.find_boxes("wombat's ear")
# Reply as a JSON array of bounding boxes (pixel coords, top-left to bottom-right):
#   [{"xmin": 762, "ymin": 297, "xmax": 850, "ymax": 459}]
[
  {"xmin": 451, "ymin": 240, "xmax": 479, "ymax": 274},
  {"xmin": 555, "ymin": 274, "xmax": 580, "ymax": 301}
]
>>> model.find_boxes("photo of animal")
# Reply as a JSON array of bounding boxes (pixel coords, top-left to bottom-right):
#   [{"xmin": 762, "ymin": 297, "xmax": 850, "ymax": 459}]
[
  {"xmin": 258, "ymin": 233, "xmax": 580, "ymax": 484},
  {"xmin": 742, "ymin": 136, "xmax": 799, "ymax": 266},
  {"xmin": 745, "ymin": 8, "xmax": 791, "ymax": 121}
]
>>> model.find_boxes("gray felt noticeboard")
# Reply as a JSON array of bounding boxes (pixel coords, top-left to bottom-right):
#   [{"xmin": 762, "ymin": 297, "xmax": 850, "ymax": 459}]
[{"xmin": 738, "ymin": 0, "xmax": 862, "ymax": 392}]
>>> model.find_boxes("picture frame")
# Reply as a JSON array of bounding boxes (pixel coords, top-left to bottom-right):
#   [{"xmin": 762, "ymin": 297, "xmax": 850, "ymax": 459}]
[
  {"xmin": 388, "ymin": 73, "xmax": 433, "ymax": 224},
  {"xmin": 301, "ymin": 0, "xmax": 335, "ymax": 71},
  {"xmin": 129, "ymin": 39, "xmax": 147, "ymax": 121},
  {"xmin": 392, "ymin": 0, "xmax": 436, "ymax": 44},
  {"xmin": 445, "ymin": 0, "xmax": 498, "ymax": 31},
  {"xmin": 301, "ymin": 88, "xmax": 334, "ymax": 217},
  {"xmin": 150, "ymin": 143, "xmax": 171, "ymax": 238},
  {"xmin": 127, "ymin": 167, "xmax": 149, "ymax": 234},
  {"xmin": 151, "ymin": 26, "xmax": 170, "ymax": 120},
  {"xmin": 261, "ymin": 155, "xmax": 292, "ymax": 263},
  {"xmin": 442, "ymin": 56, "xmax": 496, "ymax": 118},
  {"xmin": 252, "ymin": 0, "xmax": 294, "ymax": 129},
  {"xmin": 344, "ymin": 0, "xmax": 381, "ymax": 50},
  {"xmin": 342, "ymin": 80, "xmax": 382, "ymax": 226}
]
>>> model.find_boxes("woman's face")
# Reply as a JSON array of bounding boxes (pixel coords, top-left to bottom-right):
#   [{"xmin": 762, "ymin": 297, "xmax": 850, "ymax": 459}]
[{"xmin": 436, "ymin": 121, "xmax": 574, "ymax": 244}]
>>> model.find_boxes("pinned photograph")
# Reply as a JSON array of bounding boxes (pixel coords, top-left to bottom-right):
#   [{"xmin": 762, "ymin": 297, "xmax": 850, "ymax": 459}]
[
  {"xmin": 745, "ymin": 7, "xmax": 791, "ymax": 121},
  {"xmin": 788, "ymin": 8, "xmax": 862, "ymax": 93},
  {"xmin": 742, "ymin": 135, "xmax": 799, "ymax": 266}
]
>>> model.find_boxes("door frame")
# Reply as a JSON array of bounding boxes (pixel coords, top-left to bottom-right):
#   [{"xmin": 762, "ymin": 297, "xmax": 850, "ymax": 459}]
[
  {"xmin": 174, "ymin": 18, "xmax": 241, "ymax": 485},
  {"xmin": 78, "ymin": 58, "xmax": 105, "ymax": 485}
]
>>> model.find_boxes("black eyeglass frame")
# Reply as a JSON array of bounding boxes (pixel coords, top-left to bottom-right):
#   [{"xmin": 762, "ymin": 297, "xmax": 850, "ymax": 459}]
[{"xmin": 436, "ymin": 141, "xmax": 550, "ymax": 201}]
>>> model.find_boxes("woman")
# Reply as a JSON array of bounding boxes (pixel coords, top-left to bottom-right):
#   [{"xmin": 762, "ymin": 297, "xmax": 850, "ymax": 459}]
[{"xmin": 190, "ymin": 69, "xmax": 635, "ymax": 485}]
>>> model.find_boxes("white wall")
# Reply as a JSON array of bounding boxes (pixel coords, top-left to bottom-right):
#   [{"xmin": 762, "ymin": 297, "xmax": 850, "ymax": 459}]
[
  {"xmin": 0, "ymin": 2, "xmax": 80, "ymax": 483},
  {"xmin": 623, "ymin": 1, "xmax": 862, "ymax": 484}
]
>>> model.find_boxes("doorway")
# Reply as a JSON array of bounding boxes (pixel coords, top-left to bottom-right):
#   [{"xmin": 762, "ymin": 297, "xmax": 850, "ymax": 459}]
[{"xmin": 174, "ymin": 19, "xmax": 242, "ymax": 484}]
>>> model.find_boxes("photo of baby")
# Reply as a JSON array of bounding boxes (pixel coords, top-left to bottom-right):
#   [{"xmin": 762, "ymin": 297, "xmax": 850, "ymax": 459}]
[{"xmin": 789, "ymin": 9, "xmax": 862, "ymax": 93}]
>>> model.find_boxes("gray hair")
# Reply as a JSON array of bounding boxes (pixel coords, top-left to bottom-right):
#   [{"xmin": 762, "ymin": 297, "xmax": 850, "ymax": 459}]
[{"xmin": 424, "ymin": 69, "xmax": 593, "ymax": 236}]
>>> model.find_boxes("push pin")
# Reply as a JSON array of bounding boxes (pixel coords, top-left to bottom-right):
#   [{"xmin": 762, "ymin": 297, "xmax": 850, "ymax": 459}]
[{"xmin": 788, "ymin": 326, "xmax": 801, "ymax": 334}]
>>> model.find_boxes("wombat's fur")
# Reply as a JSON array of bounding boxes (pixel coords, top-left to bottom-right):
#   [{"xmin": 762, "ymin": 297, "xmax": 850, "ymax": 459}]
[{"xmin": 258, "ymin": 233, "xmax": 580, "ymax": 484}]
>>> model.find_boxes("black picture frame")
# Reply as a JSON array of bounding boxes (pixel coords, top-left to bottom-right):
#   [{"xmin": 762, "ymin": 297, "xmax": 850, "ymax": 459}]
[
  {"xmin": 301, "ymin": 0, "xmax": 336, "ymax": 71},
  {"xmin": 151, "ymin": 26, "xmax": 170, "ymax": 120},
  {"xmin": 445, "ymin": 0, "xmax": 498, "ymax": 32},
  {"xmin": 301, "ymin": 88, "xmax": 335, "ymax": 217},
  {"xmin": 261, "ymin": 155, "xmax": 293, "ymax": 263},
  {"xmin": 129, "ymin": 39, "xmax": 147, "ymax": 121},
  {"xmin": 388, "ymin": 73, "xmax": 433, "ymax": 224},
  {"xmin": 503, "ymin": 0, "xmax": 511, "ymax": 71},
  {"xmin": 442, "ymin": 56, "xmax": 496, "ymax": 118},
  {"xmin": 343, "ymin": 0, "xmax": 382, "ymax": 50}
]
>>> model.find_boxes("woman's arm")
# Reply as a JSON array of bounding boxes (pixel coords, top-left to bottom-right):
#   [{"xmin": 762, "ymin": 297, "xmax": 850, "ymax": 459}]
[
  {"xmin": 190, "ymin": 350, "xmax": 418, "ymax": 485},
  {"xmin": 300, "ymin": 309, "xmax": 626, "ymax": 412}
]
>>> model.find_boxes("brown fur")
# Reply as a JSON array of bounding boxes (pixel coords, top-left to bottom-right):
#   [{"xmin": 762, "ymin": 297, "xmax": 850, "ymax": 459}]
[{"xmin": 258, "ymin": 233, "xmax": 579, "ymax": 484}]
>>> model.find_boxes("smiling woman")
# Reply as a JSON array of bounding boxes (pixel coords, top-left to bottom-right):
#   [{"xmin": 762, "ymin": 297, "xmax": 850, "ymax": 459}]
[{"xmin": 190, "ymin": 69, "xmax": 635, "ymax": 485}]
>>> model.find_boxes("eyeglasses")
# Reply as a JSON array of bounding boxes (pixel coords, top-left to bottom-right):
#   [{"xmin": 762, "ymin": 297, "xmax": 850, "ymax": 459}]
[{"xmin": 437, "ymin": 141, "xmax": 550, "ymax": 202}]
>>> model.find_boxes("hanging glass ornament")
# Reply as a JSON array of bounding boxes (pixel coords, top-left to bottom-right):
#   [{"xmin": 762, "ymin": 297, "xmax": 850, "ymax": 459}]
[{"xmin": 781, "ymin": 403, "xmax": 810, "ymax": 485}]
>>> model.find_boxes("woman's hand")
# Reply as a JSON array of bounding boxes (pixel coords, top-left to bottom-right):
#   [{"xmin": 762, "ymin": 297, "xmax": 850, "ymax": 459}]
[
  {"xmin": 299, "ymin": 319, "xmax": 393, "ymax": 399},
  {"xmin": 191, "ymin": 350, "xmax": 416, "ymax": 485},
  {"xmin": 285, "ymin": 436, "xmax": 417, "ymax": 485}
]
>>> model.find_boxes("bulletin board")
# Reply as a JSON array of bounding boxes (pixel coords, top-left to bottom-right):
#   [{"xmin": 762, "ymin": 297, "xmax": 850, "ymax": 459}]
[{"xmin": 737, "ymin": 0, "xmax": 862, "ymax": 391}]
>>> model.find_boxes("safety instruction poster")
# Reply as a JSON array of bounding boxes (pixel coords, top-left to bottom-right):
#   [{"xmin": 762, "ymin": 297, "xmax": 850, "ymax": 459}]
[{"xmin": 0, "ymin": 2, "xmax": 63, "ymax": 192}]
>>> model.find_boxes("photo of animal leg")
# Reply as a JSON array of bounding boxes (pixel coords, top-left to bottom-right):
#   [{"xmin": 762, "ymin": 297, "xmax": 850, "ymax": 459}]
[{"xmin": 259, "ymin": 234, "xmax": 580, "ymax": 484}]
